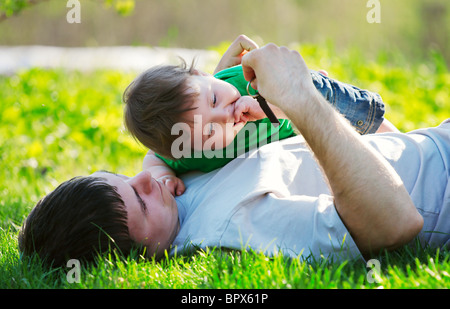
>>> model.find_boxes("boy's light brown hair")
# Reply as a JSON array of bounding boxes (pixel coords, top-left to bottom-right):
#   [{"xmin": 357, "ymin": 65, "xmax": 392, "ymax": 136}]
[{"xmin": 123, "ymin": 60, "xmax": 198, "ymax": 159}]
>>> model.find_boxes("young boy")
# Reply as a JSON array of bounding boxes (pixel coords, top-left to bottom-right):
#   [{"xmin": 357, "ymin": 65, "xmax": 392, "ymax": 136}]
[{"xmin": 123, "ymin": 35, "xmax": 388, "ymax": 196}]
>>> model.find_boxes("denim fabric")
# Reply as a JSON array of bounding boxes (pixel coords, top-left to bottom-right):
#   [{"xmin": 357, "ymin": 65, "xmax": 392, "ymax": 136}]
[{"xmin": 311, "ymin": 70, "xmax": 385, "ymax": 134}]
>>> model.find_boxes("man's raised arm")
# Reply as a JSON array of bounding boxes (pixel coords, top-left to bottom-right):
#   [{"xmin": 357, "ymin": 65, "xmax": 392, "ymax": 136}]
[{"xmin": 242, "ymin": 44, "xmax": 423, "ymax": 256}]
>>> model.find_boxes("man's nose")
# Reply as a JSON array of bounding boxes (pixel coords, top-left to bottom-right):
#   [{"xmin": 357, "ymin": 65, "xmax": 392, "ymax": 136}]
[{"xmin": 128, "ymin": 170, "xmax": 153, "ymax": 194}]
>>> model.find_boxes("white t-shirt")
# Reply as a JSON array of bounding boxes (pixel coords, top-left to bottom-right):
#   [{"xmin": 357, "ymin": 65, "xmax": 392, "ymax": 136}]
[
  {"xmin": 365, "ymin": 119, "xmax": 450, "ymax": 249},
  {"xmin": 172, "ymin": 119, "xmax": 450, "ymax": 260}
]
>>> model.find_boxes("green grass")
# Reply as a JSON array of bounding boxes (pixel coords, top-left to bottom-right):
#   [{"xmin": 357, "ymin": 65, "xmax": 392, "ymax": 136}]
[{"xmin": 1, "ymin": 43, "xmax": 449, "ymax": 289}]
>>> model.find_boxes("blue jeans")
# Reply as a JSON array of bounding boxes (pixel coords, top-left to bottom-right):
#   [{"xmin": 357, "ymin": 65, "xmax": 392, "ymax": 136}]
[{"xmin": 311, "ymin": 70, "xmax": 385, "ymax": 134}]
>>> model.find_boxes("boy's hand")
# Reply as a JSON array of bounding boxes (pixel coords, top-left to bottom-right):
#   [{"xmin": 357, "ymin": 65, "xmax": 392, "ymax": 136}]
[
  {"xmin": 233, "ymin": 96, "xmax": 266, "ymax": 123},
  {"xmin": 158, "ymin": 175, "xmax": 186, "ymax": 197},
  {"xmin": 214, "ymin": 35, "xmax": 259, "ymax": 75},
  {"xmin": 143, "ymin": 150, "xmax": 186, "ymax": 196},
  {"xmin": 234, "ymin": 96, "xmax": 288, "ymax": 123}
]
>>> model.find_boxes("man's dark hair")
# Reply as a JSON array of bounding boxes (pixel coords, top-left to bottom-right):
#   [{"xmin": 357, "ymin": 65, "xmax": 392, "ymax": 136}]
[{"xmin": 18, "ymin": 176, "xmax": 139, "ymax": 268}]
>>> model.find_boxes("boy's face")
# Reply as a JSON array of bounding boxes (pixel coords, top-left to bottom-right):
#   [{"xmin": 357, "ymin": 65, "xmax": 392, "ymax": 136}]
[{"xmin": 184, "ymin": 71, "xmax": 247, "ymax": 151}]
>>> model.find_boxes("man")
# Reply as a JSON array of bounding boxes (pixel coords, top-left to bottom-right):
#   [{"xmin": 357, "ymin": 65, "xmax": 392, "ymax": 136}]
[{"xmin": 20, "ymin": 44, "xmax": 447, "ymax": 268}]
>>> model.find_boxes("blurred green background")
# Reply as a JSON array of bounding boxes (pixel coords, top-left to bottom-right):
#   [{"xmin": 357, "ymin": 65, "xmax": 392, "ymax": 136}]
[{"xmin": 0, "ymin": 0, "xmax": 449, "ymax": 63}]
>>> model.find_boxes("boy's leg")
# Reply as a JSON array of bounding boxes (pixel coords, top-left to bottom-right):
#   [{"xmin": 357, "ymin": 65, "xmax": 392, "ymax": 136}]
[{"xmin": 310, "ymin": 70, "xmax": 385, "ymax": 134}]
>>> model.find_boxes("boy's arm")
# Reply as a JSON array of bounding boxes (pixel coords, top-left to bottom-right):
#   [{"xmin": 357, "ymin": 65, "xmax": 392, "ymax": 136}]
[
  {"xmin": 214, "ymin": 35, "xmax": 259, "ymax": 75},
  {"xmin": 376, "ymin": 119, "xmax": 400, "ymax": 133},
  {"xmin": 310, "ymin": 70, "xmax": 385, "ymax": 134},
  {"xmin": 143, "ymin": 149, "xmax": 172, "ymax": 176},
  {"xmin": 313, "ymin": 70, "xmax": 398, "ymax": 134},
  {"xmin": 143, "ymin": 150, "xmax": 186, "ymax": 196}
]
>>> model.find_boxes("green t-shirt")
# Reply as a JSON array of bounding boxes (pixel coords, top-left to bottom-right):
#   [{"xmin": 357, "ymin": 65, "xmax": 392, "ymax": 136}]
[{"xmin": 156, "ymin": 65, "xmax": 296, "ymax": 174}]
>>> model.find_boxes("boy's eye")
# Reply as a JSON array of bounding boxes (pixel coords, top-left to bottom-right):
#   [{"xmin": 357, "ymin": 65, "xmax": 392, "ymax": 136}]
[{"xmin": 212, "ymin": 94, "xmax": 217, "ymax": 107}]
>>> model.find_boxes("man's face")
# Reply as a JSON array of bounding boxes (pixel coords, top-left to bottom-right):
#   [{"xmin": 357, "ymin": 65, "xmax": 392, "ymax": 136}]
[
  {"xmin": 183, "ymin": 72, "xmax": 248, "ymax": 151},
  {"xmin": 91, "ymin": 171, "xmax": 179, "ymax": 258}
]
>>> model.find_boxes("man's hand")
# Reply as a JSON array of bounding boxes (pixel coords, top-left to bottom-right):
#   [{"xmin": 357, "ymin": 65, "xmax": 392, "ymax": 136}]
[
  {"xmin": 214, "ymin": 35, "xmax": 259, "ymax": 74},
  {"xmin": 241, "ymin": 44, "xmax": 316, "ymax": 116}
]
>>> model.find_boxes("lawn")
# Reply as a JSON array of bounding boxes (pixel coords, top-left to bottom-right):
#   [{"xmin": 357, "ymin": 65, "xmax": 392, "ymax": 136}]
[{"xmin": 0, "ymin": 43, "xmax": 449, "ymax": 290}]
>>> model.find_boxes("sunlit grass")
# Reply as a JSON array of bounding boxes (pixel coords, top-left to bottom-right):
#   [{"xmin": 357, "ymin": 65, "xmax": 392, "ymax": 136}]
[{"xmin": 1, "ymin": 43, "xmax": 449, "ymax": 289}]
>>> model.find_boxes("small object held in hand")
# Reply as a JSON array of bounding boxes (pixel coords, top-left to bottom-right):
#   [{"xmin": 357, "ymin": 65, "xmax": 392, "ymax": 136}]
[{"xmin": 246, "ymin": 78, "xmax": 280, "ymax": 127}]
